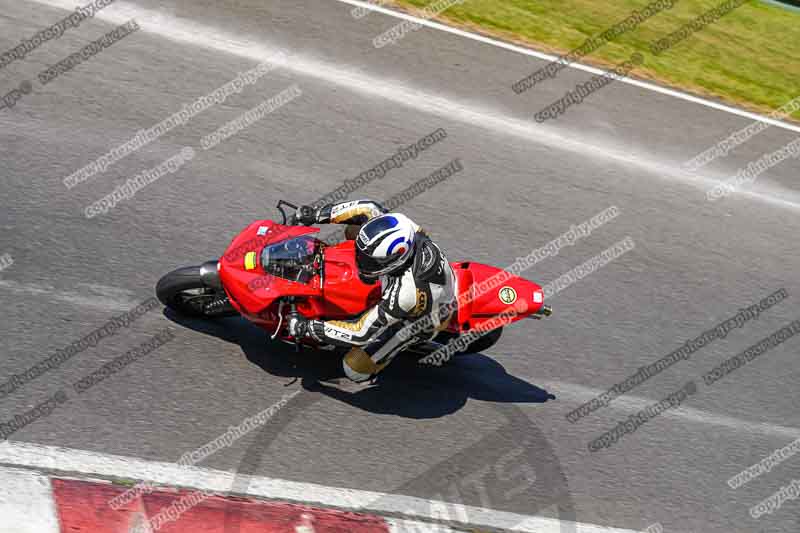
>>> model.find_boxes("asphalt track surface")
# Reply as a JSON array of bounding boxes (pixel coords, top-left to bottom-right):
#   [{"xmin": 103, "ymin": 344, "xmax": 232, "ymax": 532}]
[{"xmin": 1, "ymin": 1, "xmax": 799, "ymax": 532}]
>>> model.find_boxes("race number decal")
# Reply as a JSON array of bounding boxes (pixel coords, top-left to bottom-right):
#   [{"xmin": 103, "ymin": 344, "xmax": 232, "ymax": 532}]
[{"xmin": 499, "ymin": 286, "xmax": 517, "ymax": 305}]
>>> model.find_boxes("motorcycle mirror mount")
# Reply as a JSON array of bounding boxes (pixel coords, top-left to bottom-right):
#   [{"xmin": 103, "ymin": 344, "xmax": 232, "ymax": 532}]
[{"xmin": 276, "ymin": 200, "xmax": 299, "ymax": 225}]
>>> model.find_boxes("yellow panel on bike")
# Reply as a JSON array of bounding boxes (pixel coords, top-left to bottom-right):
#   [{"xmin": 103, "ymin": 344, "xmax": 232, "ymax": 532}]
[{"xmin": 244, "ymin": 251, "xmax": 257, "ymax": 270}]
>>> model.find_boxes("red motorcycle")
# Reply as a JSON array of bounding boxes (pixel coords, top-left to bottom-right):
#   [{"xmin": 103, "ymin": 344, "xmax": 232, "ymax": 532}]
[{"xmin": 156, "ymin": 201, "xmax": 551, "ymax": 357}]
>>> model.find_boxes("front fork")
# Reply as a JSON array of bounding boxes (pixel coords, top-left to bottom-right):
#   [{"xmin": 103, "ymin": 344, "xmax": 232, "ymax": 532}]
[
  {"xmin": 285, "ymin": 297, "xmax": 303, "ymax": 352},
  {"xmin": 199, "ymin": 259, "xmax": 239, "ymax": 317}
]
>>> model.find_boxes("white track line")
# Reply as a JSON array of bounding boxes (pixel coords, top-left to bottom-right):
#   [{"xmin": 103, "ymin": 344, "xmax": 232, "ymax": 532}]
[
  {"xmin": 0, "ymin": 280, "xmax": 143, "ymax": 312},
  {"xmin": 0, "ymin": 440, "xmax": 640, "ymax": 533},
  {"xmin": 0, "ymin": 466, "xmax": 60, "ymax": 533},
  {"xmin": 549, "ymin": 380, "xmax": 800, "ymax": 440},
  {"xmin": 23, "ymin": 0, "xmax": 800, "ymax": 212},
  {"xmin": 334, "ymin": 0, "xmax": 800, "ymax": 134},
  {"xmin": 386, "ymin": 518, "xmax": 467, "ymax": 532}
]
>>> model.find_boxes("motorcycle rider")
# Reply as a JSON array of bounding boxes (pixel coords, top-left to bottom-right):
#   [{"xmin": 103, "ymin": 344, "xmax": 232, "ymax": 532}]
[{"xmin": 287, "ymin": 200, "xmax": 456, "ymax": 383}]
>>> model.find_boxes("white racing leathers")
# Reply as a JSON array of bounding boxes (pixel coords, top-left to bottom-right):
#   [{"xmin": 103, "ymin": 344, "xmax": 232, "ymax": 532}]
[{"xmin": 307, "ymin": 200, "xmax": 456, "ymax": 382}]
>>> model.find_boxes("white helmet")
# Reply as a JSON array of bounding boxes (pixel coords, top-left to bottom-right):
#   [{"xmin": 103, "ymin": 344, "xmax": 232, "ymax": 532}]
[{"xmin": 355, "ymin": 213, "xmax": 417, "ymax": 280}]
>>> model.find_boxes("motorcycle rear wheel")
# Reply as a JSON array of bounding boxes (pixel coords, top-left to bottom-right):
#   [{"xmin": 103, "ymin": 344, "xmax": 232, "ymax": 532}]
[{"xmin": 435, "ymin": 326, "xmax": 503, "ymax": 354}]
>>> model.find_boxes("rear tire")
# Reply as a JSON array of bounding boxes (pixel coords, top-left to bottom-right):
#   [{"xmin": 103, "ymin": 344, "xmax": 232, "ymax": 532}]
[
  {"xmin": 156, "ymin": 266, "xmax": 229, "ymax": 318},
  {"xmin": 460, "ymin": 326, "xmax": 503, "ymax": 354},
  {"xmin": 431, "ymin": 326, "xmax": 503, "ymax": 355}
]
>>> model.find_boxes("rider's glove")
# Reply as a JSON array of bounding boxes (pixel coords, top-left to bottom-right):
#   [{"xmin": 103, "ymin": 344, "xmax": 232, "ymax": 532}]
[
  {"xmin": 287, "ymin": 313, "xmax": 310, "ymax": 338},
  {"xmin": 293, "ymin": 205, "xmax": 317, "ymax": 226}
]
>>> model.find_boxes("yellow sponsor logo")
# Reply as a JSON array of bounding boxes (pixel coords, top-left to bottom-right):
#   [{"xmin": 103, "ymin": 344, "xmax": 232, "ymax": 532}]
[
  {"xmin": 244, "ymin": 251, "xmax": 257, "ymax": 270},
  {"xmin": 412, "ymin": 289, "xmax": 428, "ymax": 317}
]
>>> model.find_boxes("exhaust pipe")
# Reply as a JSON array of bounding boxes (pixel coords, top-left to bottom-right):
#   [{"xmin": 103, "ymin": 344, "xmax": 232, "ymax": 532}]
[{"xmin": 528, "ymin": 304, "xmax": 553, "ymax": 319}]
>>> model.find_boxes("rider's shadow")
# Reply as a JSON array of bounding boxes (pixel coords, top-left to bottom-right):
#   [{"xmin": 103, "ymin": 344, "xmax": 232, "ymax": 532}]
[{"xmin": 165, "ymin": 311, "xmax": 556, "ymax": 419}]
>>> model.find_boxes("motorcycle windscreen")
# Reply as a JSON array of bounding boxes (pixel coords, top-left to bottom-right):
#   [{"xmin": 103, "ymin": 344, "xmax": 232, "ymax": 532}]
[{"xmin": 260, "ymin": 236, "xmax": 317, "ymax": 284}]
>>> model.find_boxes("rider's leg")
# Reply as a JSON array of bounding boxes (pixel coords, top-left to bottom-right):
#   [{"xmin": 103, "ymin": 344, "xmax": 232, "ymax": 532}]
[{"xmin": 342, "ymin": 327, "xmax": 417, "ymax": 382}]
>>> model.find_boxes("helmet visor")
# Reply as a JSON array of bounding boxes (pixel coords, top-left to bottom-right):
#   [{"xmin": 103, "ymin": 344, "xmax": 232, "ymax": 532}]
[
  {"xmin": 356, "ymin": 247, "xmax": 402, "ymax": 276},
  {"xmin": 360, "ymin": 216, "xmax": 399, "ymax": 241}
]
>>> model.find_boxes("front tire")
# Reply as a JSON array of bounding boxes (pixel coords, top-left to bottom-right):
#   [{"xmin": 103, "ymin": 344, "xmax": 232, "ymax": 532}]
[{"xmin": 156, "ymin": 266, "xmax": 234, "ymax": 318}]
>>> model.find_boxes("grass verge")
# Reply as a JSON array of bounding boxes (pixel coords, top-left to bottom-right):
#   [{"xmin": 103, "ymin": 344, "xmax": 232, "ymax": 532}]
[{"xmin": 371, "ymin": 0, "xmax": 800, "ymax": 121}]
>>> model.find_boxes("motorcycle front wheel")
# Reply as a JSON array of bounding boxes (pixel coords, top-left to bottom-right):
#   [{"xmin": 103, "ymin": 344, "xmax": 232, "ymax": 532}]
[{"xmin": 156, "ymin": 265, "xmax": 238, "ymax": 318}]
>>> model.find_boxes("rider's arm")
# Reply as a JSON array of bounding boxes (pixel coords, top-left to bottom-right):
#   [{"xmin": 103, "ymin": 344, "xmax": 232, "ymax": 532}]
[
  {"xmin": 313, "ymin": 200, "xmax": 387, "ymax": 225},
  {"xmin": 306, "ymin": 277, "xmax": 418, "ymax": 347}
]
